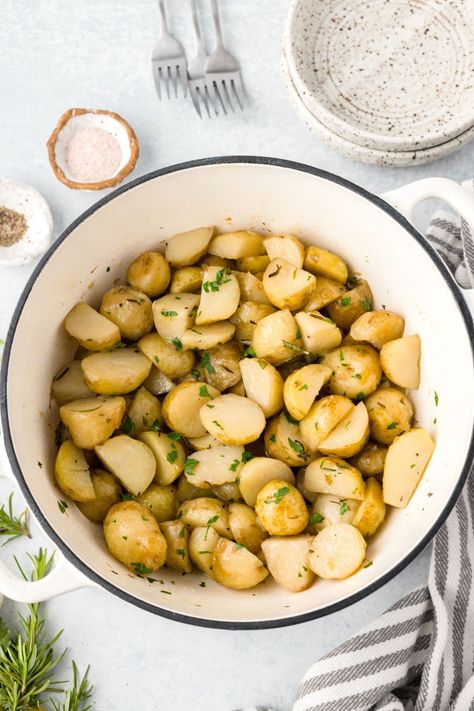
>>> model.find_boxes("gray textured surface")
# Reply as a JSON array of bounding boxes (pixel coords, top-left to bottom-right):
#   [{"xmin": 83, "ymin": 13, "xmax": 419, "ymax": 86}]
[{"xmin": 0, "ymin": 1, "xmax": 471, "ymax": 709}]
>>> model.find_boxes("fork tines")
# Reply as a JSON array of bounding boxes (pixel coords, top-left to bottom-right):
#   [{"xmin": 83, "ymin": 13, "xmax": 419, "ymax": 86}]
[
  {"xmin": 152, "ymin": 57, "xmax": 188, "ymax": 100},
  {"xmin": 206, "ymin": 71, "xmax": 245, "ymax": 114}
]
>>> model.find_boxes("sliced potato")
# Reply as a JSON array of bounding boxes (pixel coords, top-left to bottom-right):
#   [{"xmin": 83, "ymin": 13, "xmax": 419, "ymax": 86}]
[
  {"xmin": 152, "ymin": 293, "xmax": 199, "ymax": 339},
  {"xmin": 383, "ymin": 428, "xmax": 435, "ymax": 507},
  {"xmin": 64, "ymin": 302, "xmax": 120, "ymax": 351},
  {"xmin": 187, "ymin": 433, "xmax": 221, "ymax": 451},
  {"xmin": 95, "ymin": 435, "xmax": 156, "ymax": 496},
  {"xmin": 304, "ymin": 457, "xmax": 365, "ymax": 500},
  {"xmin": 213, "ymin": 481, "xmax": 243, "ymax": 503},
  {"xmin": 240, "ymin": 357, "xmax": 284, "ymax": 417},
  {"xmin": 380, "ymin": 335, "xmax": 421, "ymax": 389},
  {"xmin": 52, "ymin": 360, "xmax": 93, "ymax": 406},
  {"xmin": 178, "ymin": 497, "xmax": 232, "ymax": 538},
  {"xmin": 208, "ymin": 230, "xmax": 264, "ymax": 259},
  {"xmin": 295, "ymin": 312, "xmax": 342, "ymax": 355},
  {"xmin": 349, "ymin": 441, "xmax": 387, "ymax": 477},
  {"xmin": 54, "ymin": 440, "xmax": 95, "ymax": 502},
  {"xmin": 199, "ymin": 393, "xmax": 266, "ymax": 445},
  {"xmin": 326, "ymin": 280, "xmax": 373, "ymax": 331},
  {"xmin": 263, "ymin": 233, "xmax": 305, "ymax": 267},
  {"xmin": 308, "ymin": 494, "xmax": 360, "ymax": 533},
  {"xmin": 262, "ymin": 258, "xmax": 316, "ymax": 310},
  {"xmin": 136, "ymin": 483, "xmax": 178, "ymax": 522},
  {"xmin": 352, "ymin": 477, "xmax": 385, "ymax": 537},
  {"xmin": 212, "ymin": 538, "xmax": 268, "ymax": 590},
  {"xmin": 60, "ymin": 396, "xmax": 126, "ymax": 449},
  {"xmin": 81, "ymin": 348, "xmax": 151, "ymax": 395},
  {"xmin": 162, "ymin": 381, "xmax": 219, "ymax": 438},
  {"xmin": 299, "ymin": 395, "xmax": 354, "ymax": 453},
  {"xmin": 126, "ymin": 251, "xmax": 171, "ymax": 297},
  {"xmin": 181, "ymin": 321, "xmax": 236, "ymax": 350},
  {"xmin": 189, "ymin": 525, "xmax": 221, "ymax": 576},
  {"xmin": 202, "ymin": 342, "xmax": 242, "ymax": 391},
  {"xmin": 295, "ymin": 468, "xmax": 317, "ymax": 504},
  {"xmin": 77, "ymin": 469, "xmax": 122, "ymax": 522},
  {"xmin": 184, "ymin": 445, "xmax": 245, "ymax": 487},
  {"xmin": 230, "ymin": 301, "xmax": 276, "ymax": 342},
  {"xmin": 138, "ymin": 332, "xmax": 195, "ymax": 380},
  {"xmin": 365, "ymin": 387, "xmax": 414, "ymax": 445},
  {"xmin": 160, "ymin": 519, "xmax": 192, "ymax": 573},
  {"xmin": 350, "ymin": 311, "xmax": 404, "ymax": 349},
  {"xmin": 103, "ymin": 501, "xmax": 167, "ymax": 574},
  {"xmin": 228, "ymin": 503, "xmax": 267, "ymax": 553},
  {"xmin": 321, "ymin": 345, "xmax": 382, "ymax": 400},
  {"xmin": 126, "ymin": 386, "xmax": 162, "ymax": 435},
  {"xmin": 261, "ymin": 535, "xmax": 315, "ymax": 592},
  {"xmin": 165, "ymin": 226, "xmax": 214, "ymax": 268},
  {"xmin": 100, "ymin": 286, "xmax": 153, "ymax": 341},
  {"xmin": 177, "ymin": 475, "xmax": 215, "ymax": 502},
  {"xmin": 255, "ymin": 479, "xmax": 309, "ymax": 536},
  {"xmin": 143, "ymin": 365, "xmax": 175, "ymax": 396},
  {"xmin": 252, "ymin": 309, "xmax": 301, "ymax": 365},
  {"xmin": 236, "ymin": 255, "xmax": 270, "ymax": 274},
  {"xmin": 304, "ymin": 246, "xmax": 348, "ymax": 283},
  {"xmin": 195, "ymin": 267, "xmax": 240, "ymax": 325},
  {"xmin": 308, "ymin": 524, "xmax": 366, "ymax": 579},
  {"xmin": 239, "ymin": 457, "xmax": 295, "ymax": 507},
  {"xmin": 138, "ymin": 431, "xmax": 185, "ymax": 485},
  {"xmin": 233, "ymin": 271, "xmax": 271, "ymax": 304},
  {"xmin": 318, "ymin": 402, "xmax": 370, "ymax": 458},
  {"xmin": 304, "ymin": 276, "xmax": 345, "ymax": 312},
  {"xmin": 170, "ymin": 266, "xmax": 203, "ymax": 294},
  {"xmin": 283, "ymin": 364, "xmax": 332, "ymax": 420},
  {"xmin": 265, "ymin": 412, "xmax": 310, "ymax": 466}
]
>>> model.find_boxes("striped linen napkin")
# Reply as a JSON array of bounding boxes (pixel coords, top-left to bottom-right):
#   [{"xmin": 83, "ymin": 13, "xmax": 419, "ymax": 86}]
[{"xmin": 239, "ymin": 189, "xmax": 474, "ymax": 711}]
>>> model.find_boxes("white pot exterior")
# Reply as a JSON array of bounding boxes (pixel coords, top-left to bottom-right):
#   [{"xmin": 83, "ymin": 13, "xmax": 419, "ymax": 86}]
[{"xmin": 1, "ymin": 158, "xmax": 474, "ymax": 628}]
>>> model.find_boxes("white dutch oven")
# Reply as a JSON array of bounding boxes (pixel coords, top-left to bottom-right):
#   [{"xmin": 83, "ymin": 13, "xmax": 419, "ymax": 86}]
[{"xmin": 1, "ymin": 158, "xmax": 473, "ymax": 629}]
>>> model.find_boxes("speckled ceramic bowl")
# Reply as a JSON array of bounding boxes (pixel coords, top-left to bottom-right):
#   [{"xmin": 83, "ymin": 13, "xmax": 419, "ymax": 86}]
[{"xmin": 285, "ymin": 0, "xmax": 474, "ymax": 153}]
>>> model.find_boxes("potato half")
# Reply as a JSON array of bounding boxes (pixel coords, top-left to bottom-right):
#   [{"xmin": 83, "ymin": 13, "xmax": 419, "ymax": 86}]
[
  {"xmin": 262, "ymin": 258, "xmax": 316, "ymax": 310},
  {"xmin": 299, "ymin": 395, "xmax": 354, "ymax": 453},
  {"xmin": 196, "ymin": 267, "xmax": 240, "ymax": 325},
  {"xmin": 212, "ymin": 538, "xmax": 269, "ymax": 590},
  {"xmin": 308, "ymin": 493, "xmax": 360, "ymax": 534},
  {"xmin": 365, "ymin": 387, "xmax": 414, "ymax": 445},
  {"xmin": 52, "ymin": 360, "xmax": 93, "ymax": 406},
  {"xmin": 152, "ymin": 293, "xmax": 199, "ymax": 339},
  {"xmin": 228, "ymin": 503, "xmax": 267, "ymax": 553},
  {"xmin": 189, "ymin": 525, "xmax": 221, "ymax": 576},
  {"xmin": 263, "ymin": 234, "xmax": 305, "ymax": 267},
  {"xmin": 321, "ymin": 345, "xmax": 382, "ymax": 400},
  {"xmin": 165, "ymin": 226, "xmax": 214, "ymax": 267},
  {"xmin": 283, "ymin": 364, "xmax": 332, "ymax": 420},
  {"xmin": 59, "ymin": 396, "xmax": 126, "ymax": 449},
  {"xmin": 81, "ymin": 348, "xmax": 151, "ymax": 395},
  {"xmin": 295, "ymin": 312, "xmax": 342, "ymax": 355},
  {"xmin": 383, "ymin": 428, "xmax": 435, "ymax": 507},
  {"xmin": 162, "ymin": 381, "xmax": 220, "ymax": 438},
  {"xmin": 125, "ymin": 387, "xmax": 162, "ymax": 435},
  {"xmin": 326, "ymin": 280, "xmax": 373, "ymax": 331},
  {"xmin": 170, "ymin": 266, "xmax": 203, "ymax": 294},
  {"xmin": 352, "ymin": 477, "xmax": 386, "ymax": 537},
  {"xmin": 208, "ymin": 230, "xmax": 264, "ymax": 259},
  {"xmin": 95, "ymin": 435, "xmax": 156, "ymax": 496},
  {"xmin": 350, "ymin": 311, "xmax": 404, "ymax": 349},
  {"xmin": 138, "ymin": 332, "xmax": 195, "ymax": 380},
  {"xmin": 252, "ymin": 309, "xmax": 302, "ymax": 365},
  {"xmin": 54, "ymin": 440, "xmax": 95, "ymax": 502},
  {"xmin": 318, "ymin": 402, "xmax": 370, "ymax": 458},
  {"xmin": 199, "ymin": 393, "xmax": 266, "ymax": 445},
  {"xmin": 349, "ymin": 441, "xmax": 387, "ymax": 477},
  {"xmin": 304, "ymin": 457, "xmax": 365, "ymax": 500},
  {"xmin": 100, "ymin": 286, "xmax": 153, "ymax": 341},
  {"xmin": 240, "ymin": 357, "xmax": 284, "ymax": 418},
  {"xmin": 239, "ymin": 456, "xmax": 295, "ymax": 507},
  {"xmin": 255, "ymin": 479, "xmax": 309, "ymax": 536},
  {"xmin": 265, "ymin": 412, "xmax": 310, "ymax": 467},
  {"xmin": 65, "ymin": 302, "xmax": 120, "ymax": 351},
  {"xmin": 261, "ymin": 535, "xmax": 315, "ymax": 592},
  {"xmin": 126, "ymin": 251, "xmax": 171, "ymax": 297},
  {"xmin": 136, "ymin": 483, "xmax": 178, "ymax": 522},
  {"xmin": 304, "ymin": 246, "xmax": 348, "ymax": 283},
  {"xmin": 77, "ymin": 469, "xmax": 122, "ymax": 522},
  {"xmin": 230, "ymin": 301, "xmax": 276, "ymax": 342},
  {"xmin": 184, "ymin": 445, "xmax": 245, "ymax": 487},
  {"xmin": 203, "ymin": 341, "xmax": 242, "ymax": 391},
  {"xmin": 380, "ymin": 335, "xmax": 421, "ymax": 389},
  {"xmin": 178, "ymin": 497, "xmax": 232, "ymax": 538},
  {"xmin": 160, "ymin": 520, "xmax": 193, "ymax": 573},
  {"xmin": 304, "ymin": 277, "xmax": 345, "ymax": 312},
  {"xmin": 138, "ymin": 431, "xmax": 185, "ymax": 485},
  {"xmin": 308, "ymin": 524, "xmax": 366, "ymax": 579},
  {"xmin": 181, "ymin": 321, "xmax": 236, "ymax": 351}
]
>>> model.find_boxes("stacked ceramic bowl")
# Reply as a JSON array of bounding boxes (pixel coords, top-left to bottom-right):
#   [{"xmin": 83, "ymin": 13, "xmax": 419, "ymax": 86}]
[{"xmin": 282, "ymin": 0, "xmax": 474, "ymax": 166}]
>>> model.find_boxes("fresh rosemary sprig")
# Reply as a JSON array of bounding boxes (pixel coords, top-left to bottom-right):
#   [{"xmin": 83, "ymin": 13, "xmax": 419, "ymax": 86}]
[
  {"xmin": 0, "ymin": 493, "xmax": 30, "ymax": 545},
  {"xmin": 50, "ymin": 662, "xmax": 93, "ymax": 711}
]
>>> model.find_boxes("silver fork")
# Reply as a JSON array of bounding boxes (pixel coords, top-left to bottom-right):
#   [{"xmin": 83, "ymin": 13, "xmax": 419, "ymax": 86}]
[
  {"xmin": 188, "ymin": 0, "xmax": 218, "ymax": 118},
  {"xmin": 205, "ymin": 0, "xmax": 245, "ymax": 114},
  {"xmin": 151, "ymin": 0, "xmax": 188, "ymax": 100}
]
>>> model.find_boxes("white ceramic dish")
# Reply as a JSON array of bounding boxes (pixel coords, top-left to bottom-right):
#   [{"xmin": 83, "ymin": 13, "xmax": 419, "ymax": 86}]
[
  {"xmin": 0, "ymin": 158, "xmax": 473, "ymax": 629},
  {"xmin": 281, "ymin": 48, "xmax": 474, "ymax": 167},
  {"xmin": 285, "ymin": 0, "xmax": 474, "ymax": 153}
]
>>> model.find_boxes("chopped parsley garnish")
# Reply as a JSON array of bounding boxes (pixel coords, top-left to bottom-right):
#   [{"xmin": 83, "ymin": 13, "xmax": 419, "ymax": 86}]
[
  {"xmin": 212, "ymin": 420, "xmax": 224, "ymax": 430},
  {"xmin": 310, "ymin": 512, "xmax": 324, "ymax": 525},
  {"xmin": 265, "ymin": 486, "xmax": 290, "ymax": 504},
  {"xmin": 434, "ymin": 391, "xmax": 439, "ymax": 407},
  {"xmin": 151, "ymin": 419, "xmax": 162, "ymax": 432},
  {"xmin": 284, "ymin": 411, "xmax": 299, "ymax": 425},
  {"xmin": 203, "ymin": 268, "xmax": 231, "ymax": 292},
  {"xmin": 267, "ymin": 264, "xmax": 281, "ymax": 278},
  {"xmin": 199, "ymin": 384, "xmax": 213, "ymax": 398},
  {"xmin": 131, "ymin": 562, "xmax": 153, "ymax": 576},
  {"xmin": 171, "ymin": 337, "xmax": 183, "ymax": 351},
  {"xmin": 360, "ymin": 298, "xmax": 372, "ymax": 311},
  {"xmin": 184, "ymin": 458, "xmax": 199, "ymax": 475},
  {"xmin": 229, "ymin": 459, "xmax": 240, "ymax": 472},
  {"xmin": 166, "ymin": 431, "xmax": 182, "ymax": 440},
  {"xmin": 191, "ymin": 368, "xmax": 201, "ymax": 380},
  {"xmin": 354, "ymin": 392, "xmax": 366, "ymax": 402},
  {"xmin": 386, "ymin": 421, "xmax": 398, "ymax": 430},
  {"xmin": 339, "ymin": 499, "xmax": 349, "ymax": 515},
  {"xmin": 167, "ymin": 448, "xmax": 178, "ymax": 464},
  {"xmin": 269, "ymin": 434, "xmax": 276, "ymax": 443},
  {"xmin": 288, "ymin": 438, "xmax": 305, "ymax": 456},
  {"xmin": 120, "ymin": 414, "xmax": 134, "ymax": 434},
  {"xmin": 161, "ymin": 310, "xmax": 178, "ymax": 317},
  {"xmin": 200, "ymin": 352, "xmax": 216, "ymax": 374},
  {"xmin": 340, "ymin": 296, "xmax": 352, "ymax": 307},
  {"xmin": 176, "ymin": 548, "xmax": 185, "ymax": 559},
  {"xmin": 120, "ymin": 493, "xmax": 135, "ymax": 501},
  {"xmin": 57, "ymin": 500, "xmax": 68, "ymax": 514},
  {"xmin": 299, "ymin": 383, "xmax": 309, "ymax": 391},
  {"xmin": 243, "ymin": 346, "xmax": 256, "ymax": 358},
  {"xmin": 282, "ymin": 340, "xmax": 309, "ymax": 355},
  {"xmin": 363, "ymin": 560, "xmax": 373, "ymax": 569},
  {"xmin": 241, "ymin": 451, "xmax": 254, "ymax": 463}
]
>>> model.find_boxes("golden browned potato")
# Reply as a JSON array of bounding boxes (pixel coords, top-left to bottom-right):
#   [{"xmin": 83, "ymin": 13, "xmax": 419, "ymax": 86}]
[
  {"xmin": 304, "ymin": 457, "xmax": 365, "ymax": 500},
  {"xmin": 200, "ymin": 255, "xmax": 235, "ymax": 269},
  {"xmin": 138, "ymin": 431, "xmax": 185, "ymax": 485},
  {"xmin": 230, "ymin": 301, "xmax": 276, "ymax": 342},
  {"xmin": 165, "ymin": 226, "xmax": 214, "ymax": 267},
  {"xmin": 60, "ymin": 396, "xmax": 126, "ymax": 449},
  {"xmin": 54, "ymin": 440, "xmax": 95, "ymax": 502},
  {"xmin": 304, "ymin": 246, "xmax": 348, "ymax": 283},
  {"xmin": 365, "ymin": 387, "xmax": 414, "ymax": 445},
  {"xmin": 233, "ymin": 271, "xmax": 271, "ymax": 304},
  {"xmin": 252, "ymin": 309, "xmax": 302, "ymax": 365},
  {"xmin": 178, "ymin": 497, "xmax": 232, "ymax": 538},
  {"xmin": 213, "ymin": 481, "xmax": 243, "ymax": 503},
  {"xmin": 170, "ymin": 266, "xmax": 203, "ymax": 294},
  {"xmin": 183, "ymin": 445, "xmax": 245, "ymax": 487},
  {"xmin": 64, "ymin": 303, "xmax": 121, "ymax": 351},
  {"xmin": 349, "ymin": 441, "xmax": 387, "ymax": 476},
  {"xmin": 304, "ymin": 277, "xmax": 345, "ymax": 312},
  {"xmin": 195, "ymin": 267, "xmax": 240, "ymax": 325},
  {"xmin": 255, "ymin": 480, "xmax": 309, "ymax": 536},
  {"xmin": 77, "ymin": 469, "xmax": 122, "ymax": 522},
  {"xmin": 208, "ymin": 230, "xmax": 264, "ymax": 259},
  {"xmin": 126, "ymin": 251, "xmax": 171, "ymax": 297},
  {"xmin": 126, "ymin": 386, "xmax": 162, "ymax": 435},
  {"xmin": 228, "ymin": 503, "xmax": 267, "ymax": 553},
  {"xmin": 239, "ymin": 457, "xmax": 294, "ymax": 507},
  {"xmin": 138, "ymin": 332, "xmax": 195, "ymax": 380},
  {"xmin": 100, "ymin": 286, "xmax": 153, "ymax": 340},
  {"xmin": 199, "ymin": 393, "xmax": 266, "ymax": 445},
  {"xmin": 239, "ymin": 358, "xmax": 284, "ymax": 417},
  {"xmin": 308, "ymin": 524, "xmax": 366, "ymax": 579},
  {"xmin": 52, "ymin": 360, "xmax": 93, "ymax": 406},
  {"xmin": 352, "ymin": 478, "xmax": 386, "ymax": 537},
  {"xmin": 326, "ymin": 279, "xmax": 373, "ymax": 331},
  {"xmin": 350, "ymin": 311, "xmax": 404, "ymax": 349},
  {"xmin": 261, "ymin": 535, "xmax": 315, "ymax": 592},
  {"xmin": 189, "ymin": 525, "xmax": 221, "ymax": 576},
  {"xmin": 294, "ymin": 312, "xmax": 342, "ymax": 355},
  {"xmin": 321, "ymin": 345, "xmax": 382, "ymax": 400},
  {"xmin": 308, "ymin": 494, "xmax": 360, "ymax": 534},
  {"xmin": 162, "ymin": 381, "xmax": 220, "ymax": 438},
  {"xmin": 212, "ymin": 538, "xmax": 268, "ymax": 590},
  {"xmin": 265, "ymin": 412, "xmax": 310, "ymax": 467},
  {"xmin": 262, "ymin": 258, "xmax": 315, "ymax": 310},
  {"xmin": 160, "ymin": 519, "xmax": 193, "ymax": 573},
  {"xmin": 152, "ymin": 293, "xmax": 199, "ymax": 339},
  {"xmin": 103, "ymin": 501, "xmax": 167, "ymax": 574},
  {"xmin": 95, "ymin": 435, "xmax": 156, "ymax": 496},
  {"xmin": 283, "ymin": 364, "xmax": 332, "ymax": 420},
  {"xmin": 236, "ymin": 255, "xmax": 270, "ymax": 274},
  {"xmin": 181, "ymin": 321, "xmax": 236, "ymax": 351},
  {"xmin": 299, "ymin": 395, "xmax": 354, "ymax": 453},
  {"xmin": 383, "ymin": 428, "xmax": 435, "ymax": 508},
  {"xmin": 263, "ymin": 234, "xmax": 305, "ymax": 267},
  {"xmin": 380, "ymin": 335, "xmax": 421, "ymax": 389},
  {"xmin": 318, "ymin": 402, "xmax": 370, "ymax": 458},
  {"xmin": 202, "ymin": 342, "xmax": 242, "ymax": 391},
  {"xmin": 143, "ymin": 365, "xmax": 175, "ymax": 396},
  {"xmin": 136, "ymin": 483, "xmax": 178, "ymax": 522},
  {"xmin": 81, "ymin": 348, "xmax": 151, "ymax": 395}
]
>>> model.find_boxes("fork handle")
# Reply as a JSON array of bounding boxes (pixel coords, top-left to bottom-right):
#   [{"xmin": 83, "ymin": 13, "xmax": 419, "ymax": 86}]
[
  {"xmin": 157, "ymin": 0, "xmax": 168, "ymax": 34},
  {"xmin": 189, "ymin": 0, "xmax": 206, "ymax": 54},
  {"xmin": 209, "ymin": 0, "xmax": 224, "ymax": 49}
]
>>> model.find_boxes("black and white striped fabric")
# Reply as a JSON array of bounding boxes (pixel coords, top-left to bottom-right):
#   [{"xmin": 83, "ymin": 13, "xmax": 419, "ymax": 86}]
[{"xmin": 239, "ymin": 194, "xmax": 474, "ymax": 711}]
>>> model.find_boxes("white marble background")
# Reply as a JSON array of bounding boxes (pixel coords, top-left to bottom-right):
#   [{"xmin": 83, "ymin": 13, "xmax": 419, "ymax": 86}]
[{"xmin": 0, "ymin": 1, "xmax": 472, "ymax": 709}]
